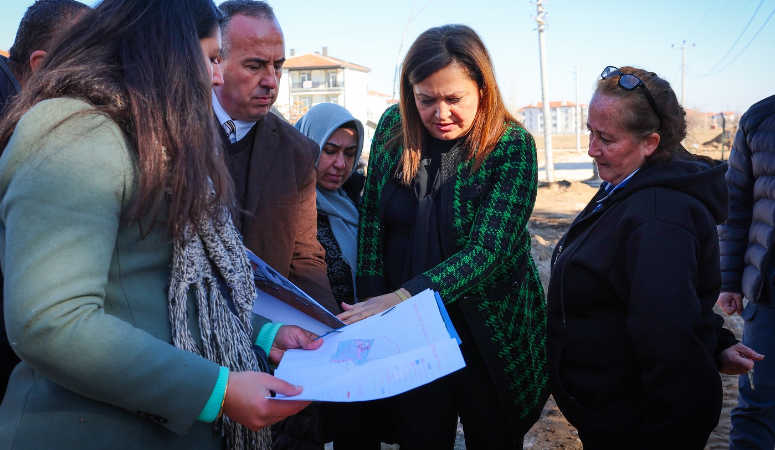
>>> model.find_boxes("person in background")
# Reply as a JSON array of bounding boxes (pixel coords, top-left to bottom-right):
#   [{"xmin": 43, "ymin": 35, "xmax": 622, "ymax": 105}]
[
  {"xmin": 3, "ymin": 0, "xmax": 89, "ymax": 97},
  {"xmin": 0, "ymin": 0, "xmax": 90, "ymax": 401},
  {"xmin": 0, "ymin": 0, "xmax": 320, "ymax": 448},
  {"xmin": 338, "ymin": 24, "xmax": 548, "ymax": 449},
  {"xmin": 279, "ymin": 103, "xmax": 369, "ymax": 450},
  {"xmin": 717, "ymin": 94, "xmax": 775, "ymax": 450},
  {"xmin": 547, "ymin": 66, "xmax": 762, "ymax": 449},
  {"xmin": 213, "ymin": 0, "xmax": 337, "ymax": 314},
  {"xmin": 296, "ymin": 103, "xmax": 364, "ymax": 308}
]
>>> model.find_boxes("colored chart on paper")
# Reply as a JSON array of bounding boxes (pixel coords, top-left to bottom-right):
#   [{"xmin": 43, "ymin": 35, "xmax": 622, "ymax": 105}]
[{"xmin": 273, "ymin": 289, "xmax": 465, "ymax": 402}]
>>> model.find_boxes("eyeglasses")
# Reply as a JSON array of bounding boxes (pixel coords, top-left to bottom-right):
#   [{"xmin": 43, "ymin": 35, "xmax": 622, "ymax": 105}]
[{"xmin": 601, "ymin": 66, "xmax": 663, "ymax": 130}]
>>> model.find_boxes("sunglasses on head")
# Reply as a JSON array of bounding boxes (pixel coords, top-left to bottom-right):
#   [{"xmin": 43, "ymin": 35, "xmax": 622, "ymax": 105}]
[{"xmin": 601, "ymin": 66, "xmax": 663, "ymax": 130}]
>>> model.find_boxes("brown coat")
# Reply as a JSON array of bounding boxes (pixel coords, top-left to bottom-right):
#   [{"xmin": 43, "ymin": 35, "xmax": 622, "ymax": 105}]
[{"xmin": 234, "ymin": 112, "xmax": 338, "ymax": 314}]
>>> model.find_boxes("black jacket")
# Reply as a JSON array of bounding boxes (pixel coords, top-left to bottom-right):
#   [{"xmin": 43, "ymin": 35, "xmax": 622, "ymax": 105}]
[
  {"xmin": 547, "ymin": 157, "xmax": 738, "ymax": 449},
  {"xmin": 0, "ymin": 55, "xmax": 20, "ymax": 115},
  {"xmin": 719, "ymin": 95, "xmax": 775, "ymax": 302},
  {"xmin": 0, "ymin": 54, "xmax": 20, "ymax": 399}
]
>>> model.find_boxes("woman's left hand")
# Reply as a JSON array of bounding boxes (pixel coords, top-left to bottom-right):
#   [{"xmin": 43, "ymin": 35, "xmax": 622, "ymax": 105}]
[
  {"xmin": 718, "ymin": 342, "xmax": 765, "ymax": 375},
  {"xmin": 337, "ymin": 292, "xmax": 403, "ymax": 324},
  {"xmin": 269, "ymin": 325, "xmax": 323, "ymax": 365}
]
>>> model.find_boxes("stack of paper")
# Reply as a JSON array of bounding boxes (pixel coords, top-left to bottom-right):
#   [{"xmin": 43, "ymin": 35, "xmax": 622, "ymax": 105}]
[{"xmin": 272, "ymin": 289, "xmax": 465, "ymax": 402}]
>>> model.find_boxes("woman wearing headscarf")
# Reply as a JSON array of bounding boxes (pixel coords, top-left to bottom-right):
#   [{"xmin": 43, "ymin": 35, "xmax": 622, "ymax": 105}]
[
  {"xmin": 268, "ymin": 103, "xmax": 369, "ymax": 450},
  {"xmin": 295, "ymin": 103, "xmax": 365, "ymax": 309}
]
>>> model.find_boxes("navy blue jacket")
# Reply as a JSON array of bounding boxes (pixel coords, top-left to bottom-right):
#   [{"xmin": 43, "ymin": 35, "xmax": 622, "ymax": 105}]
[
  {"xmin": 0, "ymin": 54, "xmax": 20, "ymax": 399},
  {"xmin": 0, "ymin": 56, "xmax": 20, "ymax": 115},
  {"xmin": 719, "ymin": 95, "xmax": 775, "ymax": 302},
  {"xmin": 548, "ymin": 157, "xmax": 737, "ymax": 449}
]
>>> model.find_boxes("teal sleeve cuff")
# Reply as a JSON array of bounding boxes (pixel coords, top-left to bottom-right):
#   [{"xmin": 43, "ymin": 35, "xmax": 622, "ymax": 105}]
[
  {"xmin": 196, "ymin": 366, "xmax": 229, "ymax": 423},
  {"xmin": 256, "ymin": 322, "xmax": 284, "ymax": 356}
]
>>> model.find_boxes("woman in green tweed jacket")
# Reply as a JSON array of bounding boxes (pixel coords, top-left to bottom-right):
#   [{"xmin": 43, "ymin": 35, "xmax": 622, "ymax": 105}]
[{"xmin": 337, "ymin": 24, "xmax": 548, "ymax": 449}]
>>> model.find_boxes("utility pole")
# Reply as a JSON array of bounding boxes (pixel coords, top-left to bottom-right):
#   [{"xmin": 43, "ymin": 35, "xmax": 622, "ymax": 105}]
[
  {"xmin": 575, "ymin": 65, "xmax": 581, "ymax": 152},
  {"xmin": 536, "ymin": 0, "xmax": 553, "ymax": 182},
  {"xmin": 672, "ymin": 40, "xmax": 695, "ymax": 107},
  {"xmin": 720, "ymin": 112, "xmax": 726, "ymax": 160}
]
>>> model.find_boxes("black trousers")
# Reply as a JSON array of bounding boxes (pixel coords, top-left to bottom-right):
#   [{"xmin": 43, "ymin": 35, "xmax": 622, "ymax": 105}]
[
  {"xmin": 391, "ymin": 300, "xmax": 523, "ymax": 450},
  {"xmin": 322, "ymin": 301, "xmax": 531, "ymax": 450}
]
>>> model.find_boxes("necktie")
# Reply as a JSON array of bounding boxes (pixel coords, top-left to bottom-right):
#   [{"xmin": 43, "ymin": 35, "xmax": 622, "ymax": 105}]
[{"xmin": 223, "ymin": 120, "xmax": 237, "ymax": 143}]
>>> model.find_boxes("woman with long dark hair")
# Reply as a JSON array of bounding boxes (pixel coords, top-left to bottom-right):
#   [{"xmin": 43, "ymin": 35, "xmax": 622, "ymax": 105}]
[
  {"xmin": 337, "ymin": 24, "xmax": 548, "ymax": 449},
  {"xmin": 0, "ymin": 1, "xmax": 318, "ymax": 449}
]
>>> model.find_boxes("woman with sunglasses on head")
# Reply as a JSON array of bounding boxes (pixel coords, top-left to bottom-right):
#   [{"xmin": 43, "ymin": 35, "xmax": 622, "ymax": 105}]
[
  {"xmin": 546, "ymin": 66, "xmax": 762, "ymax": 449},
  {"xmin": 336, "ymin": 24, "xmax": 548, "ymax": 449},
  {"xmin": 0, "ymin": 0, "xmax": 321, "ymax": 449}
]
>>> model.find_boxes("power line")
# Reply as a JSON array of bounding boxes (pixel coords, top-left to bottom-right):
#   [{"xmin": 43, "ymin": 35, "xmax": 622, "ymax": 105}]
[
  {"xmin": 693, "ymin": 0, "xmax": 766, "ymax": 76},
  {"xmin": 688, "ymin": 0, "xmax": 750, "ymax": 42},
  {"xmin": 684, "ymin": 0, "xmax": 721, "ymax": 40},
  {"xmin": 697, "ymin": 5, "xmax": 775, "ymax": 77},
  {"xmin": 392, "ymin": 0, "xmax": 433, "ymax": 99}
]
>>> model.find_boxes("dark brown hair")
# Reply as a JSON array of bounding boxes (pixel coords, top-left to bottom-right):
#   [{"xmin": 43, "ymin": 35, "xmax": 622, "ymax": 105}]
[
  {"xmin": 593, "ymin": 66, "xmax": 712, "ymax": 165},
  {"xmin": 0, "ymin": 0, "xmax": 228, "ymax": 237},
  {"xmin": 393, "ymin": 24, "xmax": 520, "ymax": 185},
  {"xmin": 7, "ymin": 0, "xmax": 90, "ymax": 85}
]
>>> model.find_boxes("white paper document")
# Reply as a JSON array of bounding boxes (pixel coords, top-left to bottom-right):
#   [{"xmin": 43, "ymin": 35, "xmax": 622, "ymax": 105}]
[
  {"xmin": 272, "ymin": 289, "xmax": 465, "ymax": 402},
  {"xmin": 247, "ymin": 248, "xmax": 345, "ymax": 334}
]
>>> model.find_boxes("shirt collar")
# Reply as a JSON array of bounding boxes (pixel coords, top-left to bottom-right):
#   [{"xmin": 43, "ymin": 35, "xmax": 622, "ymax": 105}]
[
  {"xmin": 212, "ymin": 91, "xmax": 257, "ymax": 142},
  {"xmin": 593, "ymin": 168, "xmax": 640, "ymax": 211}
]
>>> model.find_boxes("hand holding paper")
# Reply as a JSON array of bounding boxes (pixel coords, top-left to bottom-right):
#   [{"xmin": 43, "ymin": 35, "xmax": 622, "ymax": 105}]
[
  {"xmin": 273, "ymin": 289, "xmax": 465, "ymax": 402},
  {"xmin": 269, "ymin": 325, "xmax": 323, "ymax": 364}
]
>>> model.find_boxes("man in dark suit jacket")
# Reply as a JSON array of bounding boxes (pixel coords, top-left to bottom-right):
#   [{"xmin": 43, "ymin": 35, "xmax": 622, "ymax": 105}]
[{"xmin": 214, "ymin": 0, "xmax": 337, "ymax": 315}]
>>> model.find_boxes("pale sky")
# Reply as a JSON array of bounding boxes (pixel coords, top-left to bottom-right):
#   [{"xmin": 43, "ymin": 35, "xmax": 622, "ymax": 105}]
[{"xmin": 1, "ymin": 0, "xmax": 773, "ymax": 114}]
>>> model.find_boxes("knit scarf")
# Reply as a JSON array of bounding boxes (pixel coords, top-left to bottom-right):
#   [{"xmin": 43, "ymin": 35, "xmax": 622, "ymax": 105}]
[{"xmin": 167, "ymin": 205, "xmax": 270, "ymax": 450}]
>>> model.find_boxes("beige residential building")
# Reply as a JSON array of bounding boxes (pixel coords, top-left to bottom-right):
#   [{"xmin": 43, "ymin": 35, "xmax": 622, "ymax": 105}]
[
  {"xmin": 520, "ymin": 100, "xmax": 588, "ymax": 135},
  {"xmin": 276, "ymin": 48, "xmax": 369, "ymax": 125}
]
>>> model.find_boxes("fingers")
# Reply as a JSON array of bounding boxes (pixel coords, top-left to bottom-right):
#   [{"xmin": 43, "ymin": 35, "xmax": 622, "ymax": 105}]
[
  {"xmin": 717, "ymin": 293, "xmax": 744, "ymax": 315},
  {"xmin": 223, "ymin": 372, "xmax": 315, "ymax": 431},
  {"xmin": 262, "ymin": 374, "xmax": 303, "ymax": 397},
  {"xmin": 736, "ymin": 343, "xmax": 765, "ymax": 361},
  {"xmin": 731, "ymin": 353, "xmax": 754, "ymax": 373},
  {"xmin": 275, "ymin": 326, "xmax": 323, "ymax": 351},
  {"xmin": 716, "ymin": 297, "xmax": 735, "ymax": 315},
  {"xmin": 336, "ymin": 303, "xmax": 367, "ymax": 322},
  {"xmin": 337, "ymin": 308, "xmax": 368, "ymax": 325},
  {"xmin": 286, "ymin": 325, "xmax": 323, "ymax": 350},
  {"xmin": 297, "ymin": 328, "xmax": 323, "ymax": 350},
  {"xmin": 719, "ymin": 344, "xmax": 765, "ymax": 375},
  {"xmin": 341, "ymin": 302, "xmax": 354, "ymax": 311}
]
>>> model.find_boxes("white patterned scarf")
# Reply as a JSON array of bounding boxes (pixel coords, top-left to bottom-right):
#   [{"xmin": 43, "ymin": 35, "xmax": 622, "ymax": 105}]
[{"xmin": 167, "ymin": 204, "xmax": 270, "ymax": 450}]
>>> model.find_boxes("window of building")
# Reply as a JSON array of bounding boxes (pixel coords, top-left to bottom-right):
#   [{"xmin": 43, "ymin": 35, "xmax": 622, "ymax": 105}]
[
  {"xmin": 327, "ymin": 71, "xmax": 337, "ymax": 88},
  {"xmin": 326, "ymin": 95, "xmax": 339, "ymax": 104},
  {"xmin": 300, "ymin": 96, "xmax": 312, "ymax": 109},
  {"xmin": 300, "ymin": 71, "xmax": 311, "ymax": 88}
]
